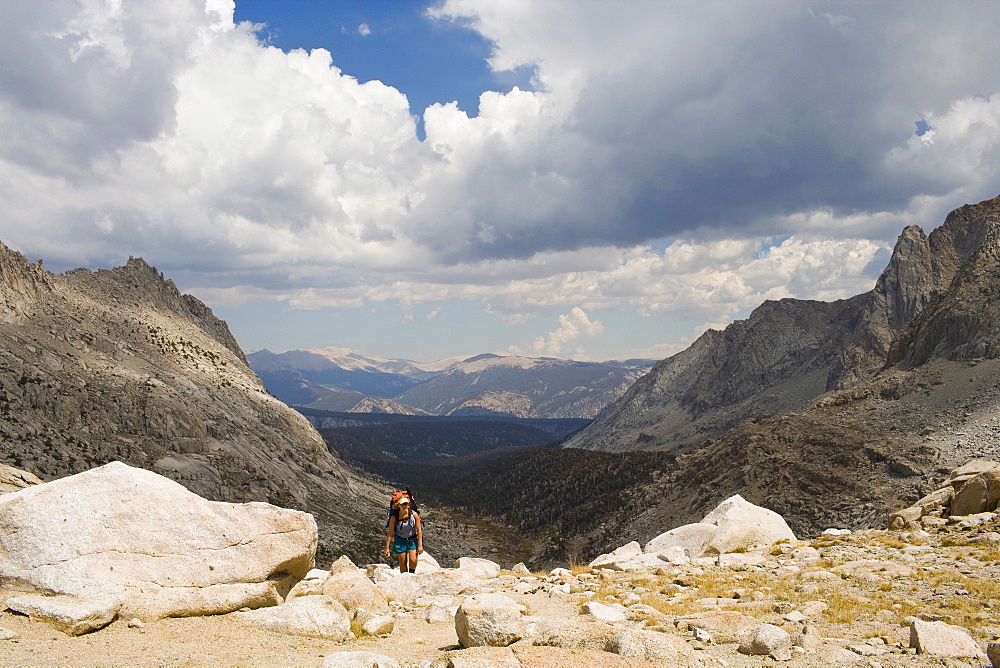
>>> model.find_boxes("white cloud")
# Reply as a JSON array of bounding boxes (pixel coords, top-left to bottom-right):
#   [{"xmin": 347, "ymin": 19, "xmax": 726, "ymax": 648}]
[
  {"xmin": 532, "ymin": 307, "xmax": 603, "ymax": 356},
  {"xmin": 2, "ymin": 0, "xmax": 1000, "ymax": 358},
  {"xmin": 357, "ymin": 23, "xmax": 371, "ymax": 36}
]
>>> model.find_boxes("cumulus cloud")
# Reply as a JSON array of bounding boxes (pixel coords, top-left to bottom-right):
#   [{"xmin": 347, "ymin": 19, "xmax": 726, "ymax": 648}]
[
  {"xmin": 532, "ymin": 307, "xmax": 604, "ymax": 357},
  {"xmin": 2, "ymin": 0, "xmax": 1000, "ymax": 358}
]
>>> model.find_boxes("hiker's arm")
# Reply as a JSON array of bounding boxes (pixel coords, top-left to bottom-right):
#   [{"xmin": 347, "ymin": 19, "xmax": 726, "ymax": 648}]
[
  {"xmin": 416, "ymin": 514, "xmax": 423, "ymax": 554},
  {"xmin": 384, "ymin": 516, "xmax": 395, "ymax": 556}
]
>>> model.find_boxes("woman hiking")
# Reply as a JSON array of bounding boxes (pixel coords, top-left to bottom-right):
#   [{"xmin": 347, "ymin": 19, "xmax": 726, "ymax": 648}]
[{"xmin": 383, "ymin": 492, "xmax": 422, "ymax": 573}]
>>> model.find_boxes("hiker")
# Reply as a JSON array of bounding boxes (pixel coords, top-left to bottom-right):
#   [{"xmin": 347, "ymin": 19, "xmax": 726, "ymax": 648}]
[{"xmin": 383, "ymin": 492, "xmax": 422, "ymax": 573}]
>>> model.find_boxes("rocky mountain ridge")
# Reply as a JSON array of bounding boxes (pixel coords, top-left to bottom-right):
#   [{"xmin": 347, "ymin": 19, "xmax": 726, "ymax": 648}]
[
  {"xmin": 565, "ymin": 196, "xmax": 1000, "ymax": 454},
  {"xmin": 0, "ymin": 242, "xmax": 386, "ymax": 559},
  {"xmin": 539, "ymin": 196, "xmax": 1000, "ymax": 557}
]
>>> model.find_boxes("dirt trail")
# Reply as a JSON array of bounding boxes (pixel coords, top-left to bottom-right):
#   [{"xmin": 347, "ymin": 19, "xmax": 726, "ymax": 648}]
[{"xmin": 0, "ymin": 587, "xmax": 579, "ymax": 667}]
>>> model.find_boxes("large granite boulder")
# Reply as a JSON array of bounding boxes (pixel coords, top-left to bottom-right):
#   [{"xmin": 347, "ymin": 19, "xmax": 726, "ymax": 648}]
[
  {"xmin": 0, "ymin": 462, "xmax": 317, "ymax": 624},
  {"xmin": 237, "ymin": 595, "xmax": 350, "ymax": 640},
  {"xmin": 951, "ymin": 470, "xmax": 1000, "ymax": 516},
  {"xmin": 533, "ymin": 622, "xmax": 693, "ymax": 664},
  {"xmin": 321, "ymin": 652, "xmax": 400, "ymax": 668},
  {"xmin": 322, "ymin": 569, "xmax": 390, "ymax": 614},
  {"xmin": 432, "ymin": 645, "xmax": 660, "ymax": 666},
  {"xmin": 700, "ymin": 494, "xmax": 796, "ymax": 554},
  {"xmin": 639, "ymin": 495, "xmax": 795, "ymax": 559},
  {"xmin": 377, "ymin": 570, "xmax": 482, "ymax": 605},
  {"xmin": 910, "ymin": 619, "xmax": 986, "ymax": 659},
  {"xmin": 455, "ymin": 593, "xmax": 526, "ymax": 648},
  {"xmin": 677, "ymin": 611, "xmax": 761, "ymax": 643},
  {"xmin": 453, "ymin": 557, "xmax": 501, "ymax": 579},
  {"xmin": 642, "ymin": 523, "xmax": 716, "ymax": 556},
  {"xmin": 890, "ymin": 459, "xmax": 1000, "ymax": 529}
]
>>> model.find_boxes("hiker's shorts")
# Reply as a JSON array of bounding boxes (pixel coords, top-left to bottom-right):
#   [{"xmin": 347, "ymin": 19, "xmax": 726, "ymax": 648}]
[{"xmin": 391, "ymin": 536, "xmax": 418, "ymax": 554}]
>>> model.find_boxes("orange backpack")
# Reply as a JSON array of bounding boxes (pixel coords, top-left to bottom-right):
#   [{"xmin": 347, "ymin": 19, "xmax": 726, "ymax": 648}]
[{"xmin": 385, "ymin": 489, "xmax": 422, "ymax": 528}]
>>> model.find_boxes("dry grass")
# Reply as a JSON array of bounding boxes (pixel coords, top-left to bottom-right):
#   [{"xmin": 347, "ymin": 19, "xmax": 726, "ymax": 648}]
[
  {"xmin": 575, "ymin": 528, "xmax": 1000, "ymax": 641},
  {"xmin": 637, "ymin": 592, "xmax": 695, "ymax": 617},
  {"xmin": 866, "ymin": 536, "xmax": 908, "ymax": 549}
]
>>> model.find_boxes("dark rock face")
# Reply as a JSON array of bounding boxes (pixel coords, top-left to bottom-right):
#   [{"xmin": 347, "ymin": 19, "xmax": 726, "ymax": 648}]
[
  {"xmin": 0, "ymin": 243, "xmax": 385, "ymax": 559},
  {"xmin": 890, "ymin": 200, "xmax": 1000, "ymax": 366},
  {"xmin": 566, "ymin": 196, "xmax": 1000, "ymax": 455}
]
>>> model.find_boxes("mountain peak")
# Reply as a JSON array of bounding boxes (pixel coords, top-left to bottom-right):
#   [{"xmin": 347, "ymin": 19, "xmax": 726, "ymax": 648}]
[
  {"xmin": 566, "ymin": 195, "xmax": 1000, "ymax": 454},
  {"xmin": 0, "ymin": 240, "xmax": 53, "ymax": 322}
]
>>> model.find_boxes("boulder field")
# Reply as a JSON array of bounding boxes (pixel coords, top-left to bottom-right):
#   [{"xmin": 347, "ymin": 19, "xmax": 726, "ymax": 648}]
[{"xmin": 3, "ymin": 461, "xmax": 1000, "ymax": 666}]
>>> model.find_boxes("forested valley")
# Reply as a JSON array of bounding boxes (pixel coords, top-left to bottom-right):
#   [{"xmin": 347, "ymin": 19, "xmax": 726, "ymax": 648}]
[{"xmin": 318, "ymin": 417, "xmax": 679, "ymax": 562}]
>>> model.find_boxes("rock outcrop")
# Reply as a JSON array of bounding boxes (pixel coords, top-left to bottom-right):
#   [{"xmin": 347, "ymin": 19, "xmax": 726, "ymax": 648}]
[
  {"xmin": 0, "ymin": 463, "xmax": 42, "ymax": 494},
  {"xmin": 0, "ymin": 242, "xmax": 385, "ymax": 560},
  {"xmin": 0, "ymin": 462, "xmax": 316, "ymax": 628},
  {"xmin": 889, "ymin": 458, "xmax": 1000, "ymax": 529},
  {"xmin": 591, "ymin": 495, "xmax": 796, "ymax": 570}
]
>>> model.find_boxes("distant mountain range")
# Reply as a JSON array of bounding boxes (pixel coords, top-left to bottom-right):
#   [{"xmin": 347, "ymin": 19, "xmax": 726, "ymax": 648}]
[{"xmin": 247, "ymin": 348, "xmax": 655, "ymax": 419}]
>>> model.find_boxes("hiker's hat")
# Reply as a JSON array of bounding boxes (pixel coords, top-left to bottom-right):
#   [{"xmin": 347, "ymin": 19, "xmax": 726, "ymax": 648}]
[{"xmin": 397, "ymin": 497, "xmax": 411, "ymax": 505}]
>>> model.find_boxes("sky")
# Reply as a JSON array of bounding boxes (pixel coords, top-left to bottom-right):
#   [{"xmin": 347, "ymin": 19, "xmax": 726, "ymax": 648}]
[{"xmin": 3, "ymin": 1, "xmax": 1000, "ymax": 362}]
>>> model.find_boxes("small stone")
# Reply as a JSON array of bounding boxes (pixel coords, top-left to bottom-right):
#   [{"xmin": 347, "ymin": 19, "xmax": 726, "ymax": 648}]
[
  {"xmin": 797, "ymin": 600, "xmax": 828, "ymax": 616},
  {"xmin": 127, "ymin": 617, "xmax": 144, "ymax": 629},
  {"xmin": 621, "ymin": 592, "xmax": 641, "ymax": 606},
  {"xmin": 987, "ymin": 642, "xmax": 1000, "ymax": 666},
  {"xmin": 848, "ymin": 643, "xmax": 886, "ymax": 656},
  {"xmin": 548, "ymin": 584, "xmax": 570, "ymax": 597},
  {"xmin": 582, "ymin": 601, "xmax": 626, "ymax": 624},
  {"xmin": 693, "ymin": 627, "xmax": 713, "ymax": 644},
  {"xmin": 739, "ymin": 623, "xmax": 791, "ymax": 659},
  {"xmin": 361, "ymin": 614, "xmax": 394, "ymax": 636},
  {"xmin": 0, "ymin": 628, "xmax": 19, "ymax": 640}
]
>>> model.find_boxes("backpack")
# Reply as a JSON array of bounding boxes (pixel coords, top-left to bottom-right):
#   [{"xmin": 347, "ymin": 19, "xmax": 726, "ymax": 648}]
[{"xmin": 385, "ymin": 488, "xmax": 423, "ymax": 530}]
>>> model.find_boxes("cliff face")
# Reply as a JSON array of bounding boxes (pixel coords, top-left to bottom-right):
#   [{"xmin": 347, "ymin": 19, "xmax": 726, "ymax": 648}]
[
  {"xmin": 0, "ymin": 243, "xmax": 385, "ymax": 559},
  {"xmin": 890, "ymin": 200, "xmax": 1000, "ymax": 366},
  {"xmin": 566, "ymin": 196, "xmax": 1000, "ymax": 454}
]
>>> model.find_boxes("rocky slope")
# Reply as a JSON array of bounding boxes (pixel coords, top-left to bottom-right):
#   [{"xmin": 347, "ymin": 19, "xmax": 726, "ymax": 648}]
[
  {"xmin": 536, "ymin": 196, "xmax": 1000, "ymax": 556},
  {"xmin": 563, "ymin": 200, "xmax": 986, "ymax": 454},
  {"xmin": 0, "ymin": 243, "xmax": 386, "ymax": 559}
]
